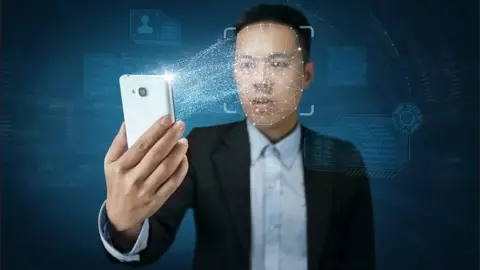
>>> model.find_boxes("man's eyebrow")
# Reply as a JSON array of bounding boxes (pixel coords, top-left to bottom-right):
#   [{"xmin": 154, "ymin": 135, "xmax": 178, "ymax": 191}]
[
  {"xmin": 266, "ymin": 52, "xmax": 293, "ymax": 59},
  {"xmin": 236, "ymin": 52, "xmax": 294, "ymax": 60},
  {"xmin": 236, "ymin": 54, "xmax": 254, "ymax": 59}
]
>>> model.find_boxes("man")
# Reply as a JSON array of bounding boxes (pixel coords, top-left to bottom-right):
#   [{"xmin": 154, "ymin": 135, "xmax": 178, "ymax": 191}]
[{"xmin": 99, "ymin": 4, "xmax": 375, "ymax": 270}]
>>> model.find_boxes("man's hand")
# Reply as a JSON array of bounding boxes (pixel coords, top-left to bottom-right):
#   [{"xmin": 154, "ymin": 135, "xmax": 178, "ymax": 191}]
[{"xmin": 104, "ymin": 115, "xmax": 189, "ymax": 241}]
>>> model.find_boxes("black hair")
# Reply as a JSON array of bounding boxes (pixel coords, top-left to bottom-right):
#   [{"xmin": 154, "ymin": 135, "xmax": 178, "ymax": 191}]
[{"xmin": 233, "ymin": 4, "xmax": 312, "ymax": 62}]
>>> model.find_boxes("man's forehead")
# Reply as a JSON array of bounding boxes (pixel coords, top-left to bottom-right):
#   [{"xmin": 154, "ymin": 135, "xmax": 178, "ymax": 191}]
[
  {"xmin": 237, "ymin": 22, "xmax": 295, "ymax": 34},
  {"xmin": 236, "ymin": 26, "xmax": 299, "ymax": 50},
  {"xmin": 237, "ymin": 23, "xmax": 298, "ymax": 40}
]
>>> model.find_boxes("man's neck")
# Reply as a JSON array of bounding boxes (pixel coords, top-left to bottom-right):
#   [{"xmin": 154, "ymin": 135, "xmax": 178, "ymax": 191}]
[{"xmin": 254, "ymin": 113, "xmax": 299, "ymax": 143}]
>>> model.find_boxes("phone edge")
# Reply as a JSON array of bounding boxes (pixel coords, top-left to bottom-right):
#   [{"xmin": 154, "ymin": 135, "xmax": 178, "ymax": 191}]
[{"xmin": 167, "ymin": 80, "xmax": 176, "ymax": 122}]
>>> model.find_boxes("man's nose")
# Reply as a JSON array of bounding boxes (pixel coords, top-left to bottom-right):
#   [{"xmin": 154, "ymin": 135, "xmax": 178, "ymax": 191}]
[
  {"xmin": 252, "ymin": 80, "xmax": 272, "ymax": 94},
  {"xmin": 253, "ymin": 62, "xmax": 269, "ymax": 79},
  {"xmin": 251, "ymin": 63, "xmax": 272, "ymax": 94}
]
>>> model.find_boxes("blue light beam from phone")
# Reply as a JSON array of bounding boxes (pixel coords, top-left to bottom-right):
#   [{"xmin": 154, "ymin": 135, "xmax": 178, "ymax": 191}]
[{"xmin": 152, "ymin": 37, "xmax": 239, "ymax": 120}]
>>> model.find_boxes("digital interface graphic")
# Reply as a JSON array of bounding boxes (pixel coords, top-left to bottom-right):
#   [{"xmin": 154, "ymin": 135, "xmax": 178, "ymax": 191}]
[
  {"xmin": 83, "ymin": 53, "xmax": 179, "ymax": 97},
  {"xmin": 232, "ymin": 23, "xmax": 309, "ymax": 126},
  {"xmin": 1, "ymin": 50, "xmax": 17, "ymax": 153},
  {"xmin": 130, "ymin": 9, "xmax": 182, "ymax": 46},
  {"xmin": 0, "ymin": 115, "xmax": 12, "ymax": 147},
  {"xmin": 83, "ymin": 54, "xmax": 122, "ymax": 98},
  {"xmin": 25, "ymin": 159, "xmax": 87, "ymax": 188},
  {"xmin": 304, "ymin": 114, "xmax": 411, "ymax": 179},
  {"xmin": 392, "ymin": 103, "xmax": 423, "ymax": 134},
  {"xmin": 222, "ymin": 24, "xmax": 315, "ymax": 120},
  {"xmin": 82, "ymin": 36, "xmax": 238, "ymax": 120}
]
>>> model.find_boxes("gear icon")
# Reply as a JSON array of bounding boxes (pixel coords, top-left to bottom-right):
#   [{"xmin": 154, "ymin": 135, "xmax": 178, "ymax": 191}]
[{"xmin": 392, "ymin": 103, "xmax": 423, "ymax": 134}]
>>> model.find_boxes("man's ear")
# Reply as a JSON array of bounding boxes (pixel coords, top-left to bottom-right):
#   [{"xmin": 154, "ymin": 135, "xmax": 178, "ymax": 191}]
[{"xmin": 303, "ymin": 61, "xmax": 314, "ymax": 89}]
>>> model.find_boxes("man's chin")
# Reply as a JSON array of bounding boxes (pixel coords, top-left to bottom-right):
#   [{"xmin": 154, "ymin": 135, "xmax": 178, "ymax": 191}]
[{"xmin": 245, "ymin": 114, "xmax": 284, "ymax": 127}]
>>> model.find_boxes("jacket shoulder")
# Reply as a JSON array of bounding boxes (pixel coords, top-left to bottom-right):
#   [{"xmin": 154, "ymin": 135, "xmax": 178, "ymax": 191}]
[{"xmin": 186, "ymin": 120, "xmax": 242, "ymax": 152}]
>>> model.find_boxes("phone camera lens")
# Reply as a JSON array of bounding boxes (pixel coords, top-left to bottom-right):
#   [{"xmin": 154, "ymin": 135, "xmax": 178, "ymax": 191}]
[{"xmin": 138, "ymin": 87, "xmax": 147, "ymax": 97}]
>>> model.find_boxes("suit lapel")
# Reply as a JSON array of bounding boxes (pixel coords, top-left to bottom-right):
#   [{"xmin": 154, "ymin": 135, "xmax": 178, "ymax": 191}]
[
  {"xmin": 302, "ymin": 126, "xmax": 335, "ymax": 269},
  {"xmin": 211, "ymin": 120, "xmax": 252, "ymax": 254}
]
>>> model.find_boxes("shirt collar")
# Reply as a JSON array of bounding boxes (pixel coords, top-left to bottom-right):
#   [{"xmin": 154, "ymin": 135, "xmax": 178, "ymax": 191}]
[{"xmin": 246, "ymin": 120, "xmax": 301, "ymax": 169}]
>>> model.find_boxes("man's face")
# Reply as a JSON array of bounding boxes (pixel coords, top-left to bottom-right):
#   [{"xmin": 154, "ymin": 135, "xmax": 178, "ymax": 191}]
[{"xmin": 234, "ymin": 22, "xmax": 314, "ymax": 126}]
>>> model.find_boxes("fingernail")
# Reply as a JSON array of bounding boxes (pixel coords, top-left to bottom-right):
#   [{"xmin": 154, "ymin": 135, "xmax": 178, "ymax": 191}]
[
  {"xmin": 179, "ymin": 138, "xmax": 188, "ymax": 146},
  {"xmin": 175, "ymin": 121, "xmax": 185, "ymax": 131},
  {"xmin": 160, "ymin": 115, "xmax": 172, "ymax": 125}
]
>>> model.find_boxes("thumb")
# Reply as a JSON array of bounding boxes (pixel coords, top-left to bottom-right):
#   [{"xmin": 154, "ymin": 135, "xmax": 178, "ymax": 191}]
[{"xmin": 105, "ymin": 122, "xmax": 127, "ymax": 164}]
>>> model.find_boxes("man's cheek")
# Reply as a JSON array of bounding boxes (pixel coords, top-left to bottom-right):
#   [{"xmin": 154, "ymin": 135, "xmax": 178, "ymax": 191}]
[
  {"xmin": 239, "ymin": 89, "xmax": 255, "ymax": 99},
  {"xmin": 274, "ymin": 76, "xmax": 294, "ymax": 86}
]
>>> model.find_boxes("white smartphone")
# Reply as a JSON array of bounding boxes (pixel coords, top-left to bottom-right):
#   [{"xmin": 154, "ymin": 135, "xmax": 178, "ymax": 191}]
[{"xmin": 119, "ymin": 74, "xmax": 176, "ymax": 148}]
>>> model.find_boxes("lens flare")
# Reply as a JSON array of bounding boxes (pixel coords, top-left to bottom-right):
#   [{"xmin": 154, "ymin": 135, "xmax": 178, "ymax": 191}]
[{"xmin": 164, "ymin": 73, "xmax": 174, "ymax": 82}]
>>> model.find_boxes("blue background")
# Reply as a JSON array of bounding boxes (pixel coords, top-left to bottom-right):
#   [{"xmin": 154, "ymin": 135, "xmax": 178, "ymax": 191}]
[{"xmin": 1, "ymin": 0, "xmax": 478, "ymax": 269}]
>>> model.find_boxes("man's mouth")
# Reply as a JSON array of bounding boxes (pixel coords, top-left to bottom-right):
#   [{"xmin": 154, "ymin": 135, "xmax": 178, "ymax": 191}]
[{"xmin": 251, "ymin": 98, "xmax": 273, "ymax": 105}]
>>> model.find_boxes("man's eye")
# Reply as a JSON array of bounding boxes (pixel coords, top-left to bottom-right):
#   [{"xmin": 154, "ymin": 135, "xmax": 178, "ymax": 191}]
[
  {"xmin": 238, "ymin": 62, "xmax": 253, "ymax": 68},
  {"xmin": 271, "ymin": 61, "xmax": 289, "ymax": 68}
]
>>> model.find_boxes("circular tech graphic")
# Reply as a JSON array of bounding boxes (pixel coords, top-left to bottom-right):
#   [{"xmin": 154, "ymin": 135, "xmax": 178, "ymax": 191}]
[{"xmin": 392, "ymin": 103, "xmax": 423, "ymax": 134}]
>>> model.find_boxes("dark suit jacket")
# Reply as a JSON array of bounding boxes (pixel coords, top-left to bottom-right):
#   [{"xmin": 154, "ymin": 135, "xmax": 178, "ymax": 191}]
[{"xmin": 106, "ymin": 120, "xmax": 375, "ymax": 270}]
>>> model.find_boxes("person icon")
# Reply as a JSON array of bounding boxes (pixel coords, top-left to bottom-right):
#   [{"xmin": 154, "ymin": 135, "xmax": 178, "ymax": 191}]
[{"xmin": 137, "ymin": 15, "xmax": 153, "ymax": 34}]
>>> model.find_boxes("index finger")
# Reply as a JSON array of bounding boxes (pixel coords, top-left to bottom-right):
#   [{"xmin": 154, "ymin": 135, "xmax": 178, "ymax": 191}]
[
  {"xmin": 119, "ymin": 115, "xmax": 173, "ymax": 169},
  {"xmin": 104, "ymin": 122, "xmax": 127, "ymax": 164}
]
